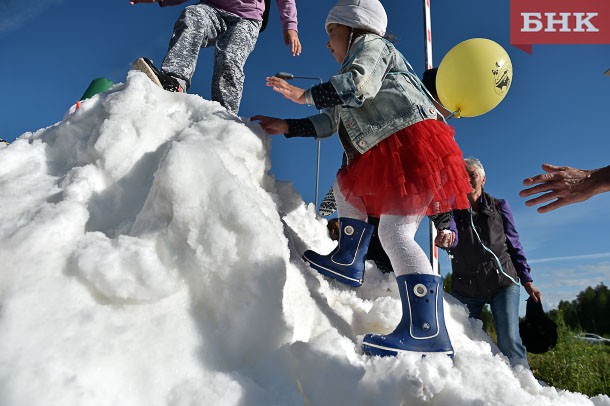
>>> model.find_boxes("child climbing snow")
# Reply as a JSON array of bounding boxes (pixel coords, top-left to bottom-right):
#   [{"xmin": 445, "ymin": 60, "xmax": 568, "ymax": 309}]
[
  {"xmin": 251, "ymin": 0, "xmax": 471, "ymax": 358},
  {"xmin": 130, "ymin": 0, "xmax": 301, "ymax": 114}
]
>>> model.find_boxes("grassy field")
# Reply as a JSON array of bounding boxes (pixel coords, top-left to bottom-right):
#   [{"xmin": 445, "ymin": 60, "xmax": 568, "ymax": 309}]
[
  {"xmin": 528, "ymin": 316, "xmax": 610, "ymax": 397},
  {"xmin": 473, "ymin": 305, "xmax": 609, "ymax": 397}
]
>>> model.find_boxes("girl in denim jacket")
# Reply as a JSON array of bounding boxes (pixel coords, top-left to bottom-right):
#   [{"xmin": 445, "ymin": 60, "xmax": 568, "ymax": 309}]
[{"xmin": 252, "ymin": 0, "xmax": 471, "ymax": 358}]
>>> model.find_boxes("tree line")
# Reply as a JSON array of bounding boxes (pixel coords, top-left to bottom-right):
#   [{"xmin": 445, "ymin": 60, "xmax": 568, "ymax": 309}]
[
  {"xmin": 549, "ymin": 283, "xmax": 610, "ymax": 336},
  {"xmin": 444, "ymin": 274, "xmax": 609, "ymax": 337}
]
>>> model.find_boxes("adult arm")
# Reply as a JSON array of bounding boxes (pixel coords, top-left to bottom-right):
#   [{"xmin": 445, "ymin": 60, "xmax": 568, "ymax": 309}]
[
  {"xmin": 520, "ymin": 164, "xmax": 610, "ymax": 213},
  {"xmin": 431, "ymin": 212, "xmax": 458, "ymax": 249},
  {"xmin": 496, "ymin": 199, "xmax": 532, "ymax": 284},
  {"xmin": 497, "ymin": 199, "xmax": 542, "ymax": 302}
]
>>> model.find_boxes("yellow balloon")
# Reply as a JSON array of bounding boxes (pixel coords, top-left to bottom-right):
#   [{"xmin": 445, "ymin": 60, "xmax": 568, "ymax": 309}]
[{"xmin": 437, "ymin": 38, "xmax": 512, "ymax": 118}]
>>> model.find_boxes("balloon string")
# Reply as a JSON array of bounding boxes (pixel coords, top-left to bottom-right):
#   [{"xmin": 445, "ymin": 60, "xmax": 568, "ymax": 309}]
[{"xmin": 445, "ymin": 109, "xmax": 461, "ymax": 120}]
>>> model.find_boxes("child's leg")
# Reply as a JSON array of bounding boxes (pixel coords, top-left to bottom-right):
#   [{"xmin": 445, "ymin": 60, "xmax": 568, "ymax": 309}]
[
  {"xmin": 377, "ymin": 214, "xmax": 433, "ymax": 276},
  {"xmin": 332, "ymin": 180, "xmax": 367, "ymax": 221},
  {"xmin": 162, "ymin": 3, "xmax": 223, "ymax": 88},
  {"xmin": 363, "ymin": 213, "xmax": 454, "ymax": 357},
  {"xmin": 301, "ymin": 180, "xmax": 372, "ymax": 287},
  {"xmin": 212, "ymin": 15, "xmax": 261, "ymax": 113}
]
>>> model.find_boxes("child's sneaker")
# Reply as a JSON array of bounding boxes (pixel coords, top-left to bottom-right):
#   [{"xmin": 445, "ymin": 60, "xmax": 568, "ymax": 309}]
[{"xmin": 131, "ymin": 57, "xmax": 186, "ymax": 93}]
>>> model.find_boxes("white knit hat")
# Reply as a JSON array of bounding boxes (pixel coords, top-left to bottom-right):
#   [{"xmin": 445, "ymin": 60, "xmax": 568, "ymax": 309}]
[{"xmin": 325, "ymin": 0, "xmax": 388, "ymax": 36}]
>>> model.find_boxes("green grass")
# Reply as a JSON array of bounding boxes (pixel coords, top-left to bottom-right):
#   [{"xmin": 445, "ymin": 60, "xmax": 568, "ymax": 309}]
[
  {"xmin": 527, "ymin": 317, "xmax": 610, "ymax": 397},
  {"xmin": 475, "ymin": 307, "xmax": 610, "ymax": 397}
]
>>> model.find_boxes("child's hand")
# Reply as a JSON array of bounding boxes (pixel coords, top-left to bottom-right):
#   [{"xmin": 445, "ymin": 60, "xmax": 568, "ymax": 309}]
[
  {"xmin": 284, "ymin": 29, "xmax": 302, "ymax": 56},
  {"xmin": 250, "ymin": 116, "xmax": 289, "ymax": 135},
  {"xmin": 266, "ymin": 77, "xmax": 306, "ymax": 105}
]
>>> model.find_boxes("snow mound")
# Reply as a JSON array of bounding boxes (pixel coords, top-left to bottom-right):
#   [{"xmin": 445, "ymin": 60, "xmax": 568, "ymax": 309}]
[{"xmin": 0, "ymin": 73, "xmax": 607, "ymax": 405}]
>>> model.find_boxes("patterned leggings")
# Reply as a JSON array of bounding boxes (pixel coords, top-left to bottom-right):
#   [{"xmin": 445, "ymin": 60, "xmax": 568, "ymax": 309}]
[{"xmin": 162, "ymin": 2, "xmax": 261, "ymax": 114}]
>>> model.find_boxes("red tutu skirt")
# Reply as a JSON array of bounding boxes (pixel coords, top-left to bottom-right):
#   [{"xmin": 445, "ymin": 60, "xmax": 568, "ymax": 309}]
[{"xmin": 336, "ymin": 119, "xmax": 471, "ymax": 218}]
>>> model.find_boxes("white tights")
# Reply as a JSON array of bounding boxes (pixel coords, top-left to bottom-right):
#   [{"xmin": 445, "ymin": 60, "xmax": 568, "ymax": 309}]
[{"xmin": 333, "ymin": 181, "xmax": 433, "ymax": 276}]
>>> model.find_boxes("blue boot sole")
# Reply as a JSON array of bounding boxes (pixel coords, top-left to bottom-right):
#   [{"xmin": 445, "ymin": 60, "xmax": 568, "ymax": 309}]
[
  {"xmin": 302, "ymin": 251, "xmax": 364, "ymax": 287},
  {"xmin": 362, "ymin": 334, "xmax": 454, "ymax": 358}
]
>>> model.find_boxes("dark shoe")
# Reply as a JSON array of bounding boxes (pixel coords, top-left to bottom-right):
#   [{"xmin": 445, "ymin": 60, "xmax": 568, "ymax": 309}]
[{"xmin": 131, "ymin": 57, "xmax": 186, "ymax": 92}]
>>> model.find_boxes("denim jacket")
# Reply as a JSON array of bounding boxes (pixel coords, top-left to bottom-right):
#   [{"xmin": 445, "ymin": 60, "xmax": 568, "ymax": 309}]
[{"xmin": 308, "ymin": 34, "xmax": 439, "ymax": 155}]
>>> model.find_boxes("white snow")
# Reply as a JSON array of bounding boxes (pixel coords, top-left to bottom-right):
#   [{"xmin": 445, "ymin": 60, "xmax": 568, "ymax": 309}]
[{"xmin": 0, "ymin": 72, "xmax": 608, "ymax": 405}]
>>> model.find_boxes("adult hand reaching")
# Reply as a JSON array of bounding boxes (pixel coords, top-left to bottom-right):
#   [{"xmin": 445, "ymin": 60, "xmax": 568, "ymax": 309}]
[{"xmin": 520, "ymin": 164, "xmax": 610, "ymax": 213}]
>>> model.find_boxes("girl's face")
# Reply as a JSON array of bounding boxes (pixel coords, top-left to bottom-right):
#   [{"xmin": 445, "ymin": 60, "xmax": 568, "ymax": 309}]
[{"xmin": 326, "ymin": 23, "xmax": 351, "ymax": 63}]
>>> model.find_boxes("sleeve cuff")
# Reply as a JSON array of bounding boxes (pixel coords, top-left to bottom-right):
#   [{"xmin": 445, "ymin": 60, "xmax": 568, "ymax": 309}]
[
  {"xmin": 285, "ymin": 119, "xmax": 316, "ymax": 138},
  {"xmin": 283, "ymin": 22, "xmax": 298, "ymax": 32},
  {"xmin": 311, "ymin": 82, "xmax": 343, "ymax": 109}
]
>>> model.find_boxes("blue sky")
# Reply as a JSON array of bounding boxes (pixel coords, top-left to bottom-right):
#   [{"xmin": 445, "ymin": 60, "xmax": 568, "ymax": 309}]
[{"xmin": 1, "ymin": 0, "xmax": 608, "ymax": 308}]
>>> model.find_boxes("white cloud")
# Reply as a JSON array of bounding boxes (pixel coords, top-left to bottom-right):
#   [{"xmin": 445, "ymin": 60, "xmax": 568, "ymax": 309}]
[
  {"xmin": 0, "ymin": 0, "xmax": 64, "ymax": 34},
  {"xmin": 530, "ymin": 261, "xmax": 610, "ymax": 309},
  {"xmin": 529, "ymin": 252, "xmax": 610, "ymax": 264}
]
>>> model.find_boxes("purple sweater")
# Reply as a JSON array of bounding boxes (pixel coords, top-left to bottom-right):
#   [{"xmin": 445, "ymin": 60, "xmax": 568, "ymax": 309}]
[
  {"xmin": 159, "ymin": 0, "xmax": 298, "ymax": 31},
  {"xmin": 495, "ymin": 198, "xmax": 533, "ymax": 284}
]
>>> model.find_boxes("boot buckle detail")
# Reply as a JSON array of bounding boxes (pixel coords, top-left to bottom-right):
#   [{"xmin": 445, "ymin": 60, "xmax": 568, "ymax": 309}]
[{"xmin": 413, "ymin": 284, "xmax": 427, "ymax": 297}]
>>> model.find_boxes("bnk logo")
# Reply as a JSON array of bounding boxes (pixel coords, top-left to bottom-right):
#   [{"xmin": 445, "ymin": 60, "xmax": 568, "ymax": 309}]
[
  {"xmin": 521, "ymin": 12, "xmax": 599, "ymax": 33},
  {"xmin": 510, "ymin": 0, "xmax": 610, "ymax": 53}
]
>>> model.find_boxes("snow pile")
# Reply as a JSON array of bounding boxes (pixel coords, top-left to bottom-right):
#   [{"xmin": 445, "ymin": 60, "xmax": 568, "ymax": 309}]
[{"xmin": 0, "ymin": 73, "xmax": 607, "ymax": 405}]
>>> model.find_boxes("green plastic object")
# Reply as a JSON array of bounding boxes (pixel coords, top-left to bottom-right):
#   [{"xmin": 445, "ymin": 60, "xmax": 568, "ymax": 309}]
[{"xmin": 80, "ymin": 78, "xmax": 114, "ymax": 100}]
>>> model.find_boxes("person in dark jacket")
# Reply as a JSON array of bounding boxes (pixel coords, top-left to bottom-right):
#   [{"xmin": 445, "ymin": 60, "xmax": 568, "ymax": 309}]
[{"xmin": 448, "ymin": 157, "xmax": 542, "ymax": 368}]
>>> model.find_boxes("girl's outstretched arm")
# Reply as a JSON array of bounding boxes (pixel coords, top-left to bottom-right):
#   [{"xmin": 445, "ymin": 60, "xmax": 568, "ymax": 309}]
[
  {"xmin": 266, "ymin": 77, "xmax": 306, "ymax": 105},
  {"xmin": 250, "ymin": 115, "xmax": 289, "ymax": 135}
]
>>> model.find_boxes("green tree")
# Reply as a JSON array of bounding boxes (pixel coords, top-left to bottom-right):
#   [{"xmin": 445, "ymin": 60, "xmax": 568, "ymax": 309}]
[{"xmin": 555, "ymin": 283, "xmax": 610, "ymax": 336}]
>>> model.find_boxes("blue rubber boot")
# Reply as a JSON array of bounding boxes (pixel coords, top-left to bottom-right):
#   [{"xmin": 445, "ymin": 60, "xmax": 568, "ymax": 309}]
[
  {"xmin": 362, "ymin": 274, "xmax": 454, "ymax": 357},
  {"xmin": 303, "ymin": 218, "xmax": 374, "ymax": 287}
]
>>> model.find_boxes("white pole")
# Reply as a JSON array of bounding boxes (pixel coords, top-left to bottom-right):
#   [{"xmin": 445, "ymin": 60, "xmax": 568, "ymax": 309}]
[
  {"xmin": 423, "ymin": 0, "xmax": 439, "ymax": 275},
  {"xmin": 315, "ymin": 134, "xmax": 321, "ymax": 209},
  {"xmin": 273, "ymin": 72, "xmax": 322, "ymax": 209},
  {"xmin": 424, "ymin": 0, "xmax": 433, "ymax": 71}
]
